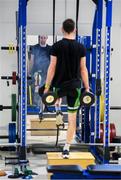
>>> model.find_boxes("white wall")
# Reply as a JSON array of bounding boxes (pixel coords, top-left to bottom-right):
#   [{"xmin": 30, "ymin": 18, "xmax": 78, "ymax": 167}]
[
  {"xmin": 0, "ymin": 0, "xmax": 18, "ymax": 136},
  {"xmin": 27, "ymin": 0, "xmax": 95, "ymax": 36},
  {"xmin": 0, "ymin": 0, "xmax": 121, "ymax": 136}
]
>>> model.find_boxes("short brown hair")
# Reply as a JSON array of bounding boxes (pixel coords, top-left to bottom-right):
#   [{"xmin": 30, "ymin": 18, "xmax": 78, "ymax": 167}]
[{"xmin": 62, "ymin": 19, "xmax": 75, "ymax": 34}]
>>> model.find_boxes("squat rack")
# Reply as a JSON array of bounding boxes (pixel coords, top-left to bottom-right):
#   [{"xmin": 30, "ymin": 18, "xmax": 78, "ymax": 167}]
[
  {"xmin": 18, "ymin": 0, "xmax": 60, "ymax": 160},
  {"xmin": 18, "ymin": 0, "xmax": 112, "ymax": 163},
  {"xmin": 90, "ymin": 0, "xmax": 112, "ymax": 163}
]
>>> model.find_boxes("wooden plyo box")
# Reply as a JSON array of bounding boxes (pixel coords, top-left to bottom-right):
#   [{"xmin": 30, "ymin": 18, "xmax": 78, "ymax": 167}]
[
  {"xmin": 47, "ymin": 152, "xmax": 95, "ymax": 169},
  {"xmin": 30, "ymin": 118, "xmax": 57, "ymax": 136}
]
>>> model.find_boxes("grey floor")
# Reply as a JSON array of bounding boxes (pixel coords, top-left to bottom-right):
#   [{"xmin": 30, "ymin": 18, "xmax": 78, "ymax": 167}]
[
  {"xmin": 0, "ymin": 153, "xmax": 48, "ymax": 179},
  {"xmin": 0, "ymin": 114, "xmax": 85, "ymax": 179},
  {"xmin": 0, "ymin": 115, "xmax": 68, "ymax": 179}
]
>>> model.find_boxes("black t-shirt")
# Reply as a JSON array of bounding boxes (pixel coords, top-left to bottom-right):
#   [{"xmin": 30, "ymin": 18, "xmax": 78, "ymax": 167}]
[{"xmin": 51, "ymin": 38, "xmax": 86, "ymax": 89}]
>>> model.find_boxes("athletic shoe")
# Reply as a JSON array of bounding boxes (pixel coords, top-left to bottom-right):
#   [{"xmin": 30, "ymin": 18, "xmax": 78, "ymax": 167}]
[{"xmin": 62, "ymin": 149, "xmax": 69, "ymax": 159}]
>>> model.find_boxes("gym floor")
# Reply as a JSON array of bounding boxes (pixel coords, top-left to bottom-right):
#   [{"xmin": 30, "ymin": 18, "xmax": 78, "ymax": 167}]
[
  {"xmin": 0, "ymin": 115, "xmax": 83, "ymax": 179},
  {"xmin": 0, "ymin": 115, "xmax": 48, "ymax": 179},
  {"xmin": 0, "ymin": 153, "xmax": 48, "ymax": 179}
]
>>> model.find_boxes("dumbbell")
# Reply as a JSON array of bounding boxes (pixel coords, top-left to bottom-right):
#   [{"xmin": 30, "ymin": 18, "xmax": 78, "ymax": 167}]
[
  {"xmin": 42, "ymin": 92, "xmax": 57, "ymax": 106},
  {"xmin": 38, "ymin": 85, "xmax": 57, "ymax": 106},
  {"xmin": 80, "ymin": 88, "xmax": 95, "ymax": 107},
  {"xmin": 39, "ymin": 86, "xmax": 95, "ymax": 107}
]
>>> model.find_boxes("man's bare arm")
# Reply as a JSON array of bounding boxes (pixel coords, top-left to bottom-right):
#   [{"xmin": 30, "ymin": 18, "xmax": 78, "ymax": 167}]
[{"xmin": 80, "ymin": 56, "xmax": 89, "ymax": 91}]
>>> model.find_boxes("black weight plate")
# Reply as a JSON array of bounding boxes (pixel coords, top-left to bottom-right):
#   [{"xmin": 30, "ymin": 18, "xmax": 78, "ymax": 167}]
[
  {"xmin": 42, "ymin": 92, "xmax": 57, "ymax": 106},
  {"xmin": 81, "ymin": 91, "xmax": 95, "ymax": 106},
  {"xmin": 12, "ymin": 94, "xmax": 16, "ymax": 122}
]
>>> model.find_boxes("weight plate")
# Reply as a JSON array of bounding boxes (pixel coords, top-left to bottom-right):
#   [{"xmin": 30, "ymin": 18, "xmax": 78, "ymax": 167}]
[
  {"xmin": 42, "ymin": 92, "xmax": 57, "ymax": 106},
  {"xmin": 12, "ymin": 71, "xmax": 16, "ymax": 85},
  {"xmin": 46, "ymin": 95, "xmax": 54, "ymax": 103},
  {"xmin": 83, "ymin": 95, "xmax": 91, "ymax": 104},
  {"xmin": 110, "ymin": 123, "xmax": 116, "ymax": 143},
  {"xmin": 81, "ymin": 91, "xmax": 95, "ymax": 107},
  {"xmin": 9, "ymin": 123, "xmax": 16, "ymax": 143},
  {"xmin": 12, "ymin": 94, "xmax": 16, "ymax": 122},
  {"xmin": 100, "ymin": 95, "xmax": 104, "ymax": 122},
  {"xmin": 100, "ymin": 123, "xmax": 116, "ymax": 143}
]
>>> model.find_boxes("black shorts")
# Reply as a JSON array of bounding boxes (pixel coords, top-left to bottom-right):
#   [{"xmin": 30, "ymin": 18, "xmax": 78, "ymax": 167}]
[{"xmin": 54, "ymin": 88, "xmax": 81, "ymax": 113}]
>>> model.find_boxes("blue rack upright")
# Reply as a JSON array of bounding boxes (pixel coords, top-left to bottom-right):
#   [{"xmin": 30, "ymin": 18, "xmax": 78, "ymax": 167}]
[
  {"xmin": 18, "ymin": 0, "xmax": 27, "ymax": 160},
  {"xmin": 103, "ymin": 0, "xmax": 112, "ymax": 163},
  {"xmin": 90, "ymin": 0, "xmax": 103, "ymax": 156}
]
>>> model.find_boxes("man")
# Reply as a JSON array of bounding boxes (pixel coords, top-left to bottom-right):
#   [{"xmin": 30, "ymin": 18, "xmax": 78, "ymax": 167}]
[
  {"xmin": 44, "ymin": 19, "xmax": 89, "ymax": 158},
  {"xmin": 29, "ymin": 35, "xmax": 51, "ymax": 119}
]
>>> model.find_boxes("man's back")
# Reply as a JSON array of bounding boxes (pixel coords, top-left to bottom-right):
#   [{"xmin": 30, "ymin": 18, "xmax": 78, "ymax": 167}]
[{"xmin": 51, "ymin": 38, "xmax": 86, "ymax": 88}]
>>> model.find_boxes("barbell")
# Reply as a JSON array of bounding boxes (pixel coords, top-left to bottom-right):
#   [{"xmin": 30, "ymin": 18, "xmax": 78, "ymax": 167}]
[{"xmin": 1, "ymin": 71, "xmax": 31, "ymax": 85}]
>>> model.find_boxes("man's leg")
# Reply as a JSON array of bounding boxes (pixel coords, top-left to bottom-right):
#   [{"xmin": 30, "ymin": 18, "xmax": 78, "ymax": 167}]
[
  {"xmin": 66, "ymin": 112, "xmax": 77, "ymax": 144},
  {"xmin": 62, "ymin": 112, "xmax": 77, "ymax": 158},
  {"xmin": 62, "ymin": 88, "xmax": 80, "ymax": 158}
]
